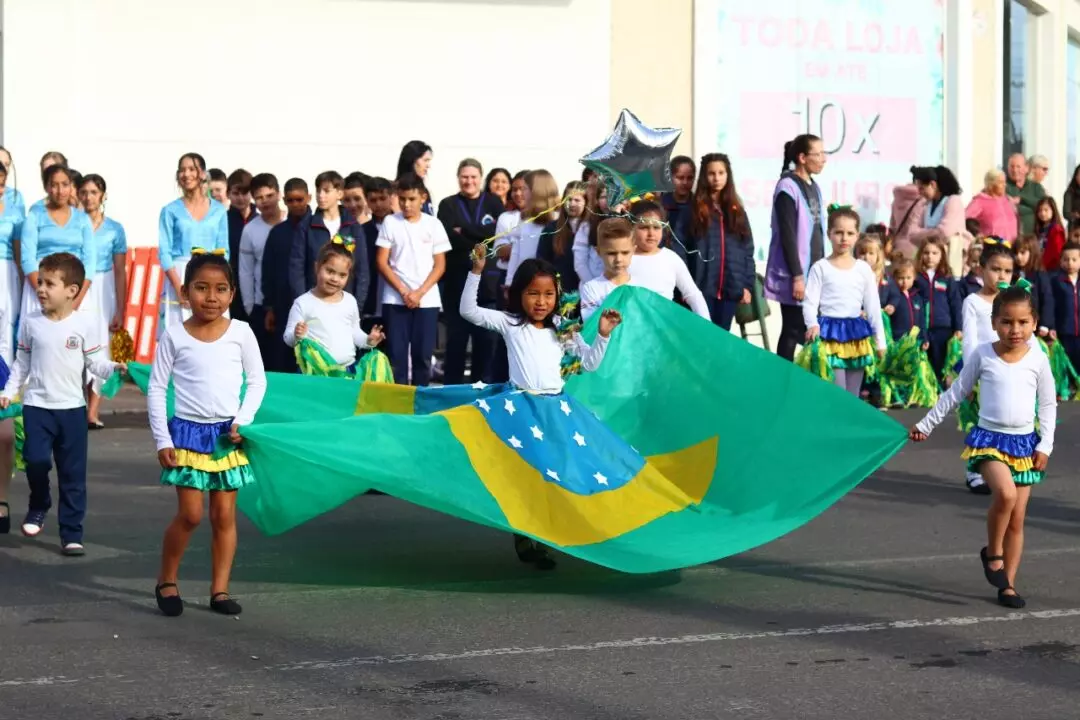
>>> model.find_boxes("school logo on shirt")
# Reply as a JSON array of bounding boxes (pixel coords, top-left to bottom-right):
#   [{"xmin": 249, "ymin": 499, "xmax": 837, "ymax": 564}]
[
  {"xmin": 65, "ymin": 336, "xmax": 79, "ymax": 350},
  {"xmin": 481, "ymin": 214, "xmax": 495, "ymax": 227},
  {"xmin": 934, "ymin": 280, "xmax": 948, "ymax": 292}
]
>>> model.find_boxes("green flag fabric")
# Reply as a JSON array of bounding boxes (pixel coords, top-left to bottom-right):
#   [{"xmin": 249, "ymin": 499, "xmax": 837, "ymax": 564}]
[{"xmin": 122, "ymin": 285, "xmax": 905, "ymax": 574}]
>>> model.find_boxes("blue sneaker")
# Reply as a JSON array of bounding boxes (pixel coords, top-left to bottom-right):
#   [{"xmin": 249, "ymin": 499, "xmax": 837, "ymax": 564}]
[{"xmin": 21, "ymin": 509, "xmax": 46, "ymax": 537}]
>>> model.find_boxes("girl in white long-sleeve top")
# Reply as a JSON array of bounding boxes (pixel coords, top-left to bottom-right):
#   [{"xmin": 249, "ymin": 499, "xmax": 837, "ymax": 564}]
[
  {"xmin": 802, "ymin": 206, "xmax": 887, "ymax": 394},
  {"xmin": 956, "ymin": 239, "xmax": 1017, "ymax": 494},
  {"xmin": 147, "ymin": 252, "xmax": 267, "ymax": 619},
  {"xmin": 284, "ymin": 242, "xmax": 384, "ymax": 373},
  {"xmin": 911, "ymin": 284, "xmax": 1056, "ymax": 610},
  {"xmin": 462, "ymin": 242, "xmax": 623, "ymax": 570}
]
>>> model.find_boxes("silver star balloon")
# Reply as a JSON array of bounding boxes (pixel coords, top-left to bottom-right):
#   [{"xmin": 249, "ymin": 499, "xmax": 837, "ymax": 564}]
[{"xmin": 580, "ymin": 109, "xmax": 683, "ymax": 206}]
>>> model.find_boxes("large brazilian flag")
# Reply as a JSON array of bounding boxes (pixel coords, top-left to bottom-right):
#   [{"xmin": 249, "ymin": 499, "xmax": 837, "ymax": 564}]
[{"xmin": 129, "ymin": 285, "xmax": 907, "ymax": 573}]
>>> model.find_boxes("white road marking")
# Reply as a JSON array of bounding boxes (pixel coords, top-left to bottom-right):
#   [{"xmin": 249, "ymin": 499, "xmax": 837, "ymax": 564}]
[{"xmin": 270, "ymin": 608, "xmax": 1080, "ymax": 671}]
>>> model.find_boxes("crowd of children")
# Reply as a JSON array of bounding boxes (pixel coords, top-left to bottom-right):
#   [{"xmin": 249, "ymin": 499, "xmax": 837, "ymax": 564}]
[{"xmin": 0, "ymin": 139, "xmax": 1069, "ymax": 616}]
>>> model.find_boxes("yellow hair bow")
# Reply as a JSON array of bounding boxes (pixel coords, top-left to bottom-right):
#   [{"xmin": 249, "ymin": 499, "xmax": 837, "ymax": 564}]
[
  {"xmin": 331, "ymin": 235, "xmax": 356, "ymax": 253},
  {"xmin": 982, "ymin": 236, "xmax": 1012, "ymax": 248},
  {"xmin": 191, "ymin": 247, "xmax": 226, "ymax": 256}
]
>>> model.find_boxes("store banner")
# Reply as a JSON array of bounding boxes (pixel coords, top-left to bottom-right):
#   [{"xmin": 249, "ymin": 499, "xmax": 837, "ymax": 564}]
[{"xmin": 694, "ymin": 0, "xmax": 945, "ymax": 260}]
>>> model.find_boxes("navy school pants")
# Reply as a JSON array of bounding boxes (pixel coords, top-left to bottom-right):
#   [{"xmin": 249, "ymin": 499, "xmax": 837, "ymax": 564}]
[{"xmin": 23, "ymin": 405, "xmax": 89, "ymax": 544}]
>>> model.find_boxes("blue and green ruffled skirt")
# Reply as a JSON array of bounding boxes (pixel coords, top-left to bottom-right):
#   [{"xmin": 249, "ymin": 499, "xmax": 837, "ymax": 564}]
[
  {"xmin": 818, "ymin": 316, "xmax": 875, "ymax": 369},
  {"xmin": 161, "ymin": 417, "xmax": 254, "ymax": 491},
  {"xmin": 962, "ymin": 426, "xmax": 1043, "ymax": 486}
]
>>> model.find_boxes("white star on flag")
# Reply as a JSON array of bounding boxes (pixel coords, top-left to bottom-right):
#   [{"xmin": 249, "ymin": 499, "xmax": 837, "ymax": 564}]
[
  {"xmin": 508, "ymin": 436, "xmax": 523, "ymax": 449},
  {"xmin": 546, "ymin": 469, "xmax": 561, "ymax": 482},
  {"xmin": 594, "ymin": 472, "xmax": 609, "ymax": 486},
  {"xmin": 476, "ymin": 399, "xmax": 491, "ymax": 413},
  {"xmin": 504, "ymin": 398, "xmax": 516, "ymax": 415},
  {"xmin": 531, "ymin": 425, "xmax": 544, "ymax": 440},
  {"xmin": 560, "ymin": 400, "xmax": 572, "ymax": 416},
  {"xmin": 573, "ymin": 432, "xmax": 586, "ymax": 447},
  {"xmin": 472, "ymin": 381, "xmax": 487, "ymax": 389}
]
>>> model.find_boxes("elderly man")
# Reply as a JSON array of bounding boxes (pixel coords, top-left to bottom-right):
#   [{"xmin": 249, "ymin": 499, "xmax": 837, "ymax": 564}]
[
  {"xmin": 1006, "ymin": 152, "xmax": 1046, "ymax": 234},
  {"xmin": 1028, "ymin": 154, "xmax": 1050, "ymax": 185}
]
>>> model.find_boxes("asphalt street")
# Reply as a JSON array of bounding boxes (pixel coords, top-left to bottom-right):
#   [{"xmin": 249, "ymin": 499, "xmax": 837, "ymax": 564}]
[{"xmin": 2, "ymin": 405, "xmax": 1080, "ymax": 719}]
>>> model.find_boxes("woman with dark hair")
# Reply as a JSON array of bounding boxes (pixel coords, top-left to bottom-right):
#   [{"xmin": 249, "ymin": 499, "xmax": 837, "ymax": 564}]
[
  {"xmin": 396, "ymin": 140, "xmax": 434, "ymax": 215},
  {"xmin": 157, "ymin": 153, "xmax": 229, "ymax": 335},
  {"xmin": 765, "ymin": 134, "xmax": 828, "ymax": 361},
  {"xmin": 484, "ymin": 167, "xmax": 511, "ymax": 210},
  {"xmin": 908, "ymin": 165, "xmax": 972, "ymax": 276},
  {"xmin": 687, "ymin": 154, "xmax": 755, "ymax": 331},
  {"xmin": 1062, "ymin": 163, "xmax": 1080, "ymax": 232},
  {"xmin": 19, "ymin": 165, "xmax": 95, "ymax": 317}
]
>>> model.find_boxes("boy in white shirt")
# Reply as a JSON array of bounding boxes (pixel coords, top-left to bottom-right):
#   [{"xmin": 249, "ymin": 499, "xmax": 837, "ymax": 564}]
[
  {"xmin": 238, "ymin": 173, "xmax": 284, "ymax": 364},
  {"xmin": 0, "ymin": 253, "xmax": 123, "ymax": 555},
  {"xmin": 375, "ymin": 173, "xmax": 450, "ymax": 386},
  {"xmin": 580, "ymin": 218, "xmax": 635, "ymax": 322}
]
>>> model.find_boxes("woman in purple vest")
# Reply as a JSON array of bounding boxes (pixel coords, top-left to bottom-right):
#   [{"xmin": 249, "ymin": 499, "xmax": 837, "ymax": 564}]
[{"xmin": 765, "ymin": 134, "xmax": 829, "ymax": 360}]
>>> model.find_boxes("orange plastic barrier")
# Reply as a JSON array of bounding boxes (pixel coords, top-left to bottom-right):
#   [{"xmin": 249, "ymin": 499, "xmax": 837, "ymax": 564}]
[
  {"xmin": 122, "ymin": 248, "xmax": 164, "ymax": 364},
  {"xmin": 134, "ymin": 250, "xmax": 162, "ymax": 363}
]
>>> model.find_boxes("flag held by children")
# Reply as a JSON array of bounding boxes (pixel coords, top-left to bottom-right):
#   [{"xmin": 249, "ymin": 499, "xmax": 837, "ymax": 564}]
[{"xmin": 229, "ymin": 285, "xmax": 907, "ymax": 573}]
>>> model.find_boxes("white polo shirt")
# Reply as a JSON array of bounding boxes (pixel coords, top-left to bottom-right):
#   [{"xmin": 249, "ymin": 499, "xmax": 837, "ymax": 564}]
[
  {"xmin": 376, "ymin": 212, "xmax": 452, "ymax": 309},
  {"xmin": 2, "ymin": 311, "xmax": 116, "ymax": 409}
]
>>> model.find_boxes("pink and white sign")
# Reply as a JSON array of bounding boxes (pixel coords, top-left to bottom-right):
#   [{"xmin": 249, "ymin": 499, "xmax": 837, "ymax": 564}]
[{"xmin": 694, "ymin": 0, "xmax": 945, "ymax": 260}]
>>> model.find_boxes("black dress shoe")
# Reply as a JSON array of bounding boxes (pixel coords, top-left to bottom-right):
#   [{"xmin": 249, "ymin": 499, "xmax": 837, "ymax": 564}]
[{"xmin": 155, "ymin": 583, "xmax": 184, "ymax": 617}]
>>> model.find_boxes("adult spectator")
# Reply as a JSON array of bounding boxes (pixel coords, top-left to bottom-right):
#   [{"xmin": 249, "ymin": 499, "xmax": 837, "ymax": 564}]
[
  {"xmin": 1062, "ymin": 163, "xmax": 1080, "ymax": 232},
  {"xmin": 888, "ymin": 170, "xmax": 925, "ymax": 259},
  {"xmin": 908, "ymin": 165, "xmax": 971, "ymax": 276},
  {"xmin": 1005, "ymin": 153, "xmax": 1045, "ymax": 234},
  {"xmin": 1028, "ymin": 154, "xmax": 1050, "ymax": 186},
  {"xmin": 965, "ymin": 169, "xmax": 1019, "ymax": 243},
  {"xmin": 765, "ymin": 133, "xmax": 827, "ymax": 362}
]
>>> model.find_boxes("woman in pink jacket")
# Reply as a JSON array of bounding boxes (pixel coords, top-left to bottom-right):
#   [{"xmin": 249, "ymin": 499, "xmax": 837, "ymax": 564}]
[
  {"xmin": 889, "ymin": 175, "xmax": 925, "ymax": 259},
  {"xmin": 907, "ymin": 166, "xmax": 972, "ymax": 276},
  {"xmin": 965, "ymin": 168, "xmax": 1019, "ymax": 243}
]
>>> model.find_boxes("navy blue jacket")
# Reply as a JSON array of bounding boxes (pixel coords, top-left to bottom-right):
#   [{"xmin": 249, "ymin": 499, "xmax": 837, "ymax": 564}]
[
  {"xmin": 662, "ymin": 195, "xmax": 692, "ymax": 261},
  {"xmin": 914, "ymin": 272, "xmax": 963, "ymax": 331},
  {"xmin": 536, "ymin": 222, "xmax": 579, "ymax": 293},
  {"xmin": 228, "ymin": 204, "xmax": 257, "ymax": 321},
  {"xmin": 1049, "ymin": 271, "xmax": 1080, "ymax": 335},
  {"xmin": 436, "ymin": 192, "xmax": 504, "ymax": 306},
  {"xmin": 879, "ymin": 275, "xmax": 901, "ymax": 312},
  {"xmin": 261, "ymin": 211, "xmax": 309, "ymax": 323},
  {"xmin": 288, "ymin": 206, "xmax": 369, "ymax": 313},
  {"xmin": 1016, "ymin": 270, "xmax": 1054, "ymax": 330},
  {"xmin": 691, "ymin": 212, "xmax": 754, "ymax": 301},
  {"xmin": 360, "ymin": 219, "xmax": 382, "ymax": 317},
  {"xmin": 890, "ymin": 289, "xmax": 927, "ymax": 341},
  {"xmin": 960, "ymin": 271, "xmax": 982, "ymax": 298}
]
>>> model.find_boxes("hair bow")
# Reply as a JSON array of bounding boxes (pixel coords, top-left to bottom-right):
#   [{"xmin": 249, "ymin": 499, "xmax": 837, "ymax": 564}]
[
  {"xmin": 827, "ymin": 203, "xmax": 852, "ymax": 212},
  {"xmin": 983, "ymin": 236, "xmax": 1012, "ymax": 248},
  {"xmin": 1006, "ymin": 278, "xmax": 1032, "ymax": 295},
  {"xmin": 331, "ymin": 235, "xmax": 356, "ymax": 253},
  {"xmin": 191, "ymin": 247, "xmax": 226, "ymax": 256}
]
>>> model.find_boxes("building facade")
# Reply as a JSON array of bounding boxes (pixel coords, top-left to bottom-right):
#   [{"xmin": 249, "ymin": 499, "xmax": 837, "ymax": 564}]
[{"xmin": 1, "ymin": 0, "xmax": 1078, "ymax": 251}]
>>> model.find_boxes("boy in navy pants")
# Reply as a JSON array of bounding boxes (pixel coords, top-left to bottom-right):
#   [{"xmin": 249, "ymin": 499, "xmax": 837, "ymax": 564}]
[
  {"xmin": 0, "ymin": 253, "xmax": 122, "ymax": 555},
  {"xmin": 375, "ymin": 173, "xmax": 449, "ymax": 385}
]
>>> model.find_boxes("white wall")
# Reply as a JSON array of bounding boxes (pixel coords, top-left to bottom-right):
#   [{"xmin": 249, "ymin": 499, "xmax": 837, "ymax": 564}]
[{"xmin": 2, "ymin": 0, "xmax": 611, "ymax": 245}]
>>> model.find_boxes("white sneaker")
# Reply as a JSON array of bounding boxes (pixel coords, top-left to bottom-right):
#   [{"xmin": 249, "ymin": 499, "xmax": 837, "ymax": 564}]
[
  {"xmin": 21, "ymin": 510, "xmax": 46, "ymax": 537},
  {"xmin": 61, "ymin": 542, "xmax": 85, "ymax": 557}
]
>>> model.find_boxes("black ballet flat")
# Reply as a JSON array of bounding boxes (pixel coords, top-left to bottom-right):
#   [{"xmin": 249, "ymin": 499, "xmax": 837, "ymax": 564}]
[
  {"xmin": 980, "ymin": 547, "xmax": 1009, "ymax": 589},
  {"xmin": 514, "ymin": 534, "xmax": 539, "ymax": 563},
  {"xmin": 155, "ymin": 583, "xmax": 184, "ymax": 617},
  {"xmin": 998, "ymin": 587, "xmax": 1026, "ymax": 609},
  {"xmin": 210, "ymin": 592, "xmax": 242, "ymax": 615},
  {"xmin": 532, "ymin": 545, "xmax": 557, "ymax": 571},
  {"xmin": 0, "ymin": 502, "xmax": 9, "ymax": 534}
]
